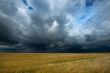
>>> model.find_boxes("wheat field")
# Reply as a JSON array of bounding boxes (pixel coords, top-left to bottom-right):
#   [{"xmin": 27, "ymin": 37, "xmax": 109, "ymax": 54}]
[{"xmin": 0, "ymin": 53, "xmax": 110, "ymax": 73}]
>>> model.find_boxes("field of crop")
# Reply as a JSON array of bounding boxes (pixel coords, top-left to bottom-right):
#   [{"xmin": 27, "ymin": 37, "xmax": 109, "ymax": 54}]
[{"xmin": 0, "ymin": 53, "xmax": 110, "ymax": 73}]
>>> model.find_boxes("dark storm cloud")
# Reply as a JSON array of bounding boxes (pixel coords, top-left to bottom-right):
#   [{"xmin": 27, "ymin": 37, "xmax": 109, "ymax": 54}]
[
  {"xmin": 0, "ymin": 12, "xmax": 18, "ymax": 44},
  {"xmin": 0, "ymin": 0, "xmax": 110, "ymax": 52}
]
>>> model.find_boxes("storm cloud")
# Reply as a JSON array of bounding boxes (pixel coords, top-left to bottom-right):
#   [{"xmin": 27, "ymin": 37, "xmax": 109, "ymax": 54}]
[{"xmin": 0, "ymin": 0, "xmax": 110, "ymax": 52}]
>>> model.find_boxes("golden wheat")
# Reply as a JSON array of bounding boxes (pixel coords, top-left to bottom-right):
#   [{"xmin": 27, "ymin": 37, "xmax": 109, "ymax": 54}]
[{"xmin": 0, "ymin": 53, "xmax": 110, "ymax": 73}]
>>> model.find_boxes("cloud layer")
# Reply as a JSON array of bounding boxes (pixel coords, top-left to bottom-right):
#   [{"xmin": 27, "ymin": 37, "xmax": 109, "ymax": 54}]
[{"xmin": 0, "ymin": 0, "xmax": 110, "ymax": 52}]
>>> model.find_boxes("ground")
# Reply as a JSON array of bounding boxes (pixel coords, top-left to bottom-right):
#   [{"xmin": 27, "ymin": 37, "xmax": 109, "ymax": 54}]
[{"xmin": 0, "ymin": 53, "xmax": 110, "ymax": 73}]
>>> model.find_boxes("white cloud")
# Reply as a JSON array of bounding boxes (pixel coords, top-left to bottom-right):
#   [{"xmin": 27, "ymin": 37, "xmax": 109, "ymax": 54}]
[{"xmin": 48, "ymin": 21, "xmax": 59, "ymax": 33}]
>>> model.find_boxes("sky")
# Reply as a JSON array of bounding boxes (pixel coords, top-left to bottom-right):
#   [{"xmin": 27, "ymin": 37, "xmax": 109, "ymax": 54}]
[{"xmin": 0, "ymin": 0, "xmax": 110, "ymax": 52}]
